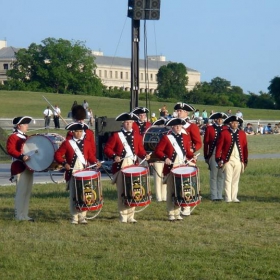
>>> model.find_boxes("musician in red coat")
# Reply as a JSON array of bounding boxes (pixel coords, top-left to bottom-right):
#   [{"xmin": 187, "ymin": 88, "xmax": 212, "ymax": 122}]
[
  {"xmin": 215, "ymin": 116, "xmax": 248, "ymax": 203},
  {"xmin": 66, "ymin": 105, "xmax": 96, "ymax": 156},
  {"xmin": 174, "ymin": 102, "xmax": 202, "ymax": 216},
  {"xmin": 55, "ymin": 122, "xmax": 99, "ymax": 224},
  {"xmin": 104, "ymin": 112, "xmax": 151, "ymax": 223},
  {"xmin": 203, "ymin": 112, "xmax": 228, "ymax": 201},
  {"xmin": 6, "ymin": 116, "xmax": 34, "ymax": 221},
  {"xmin": 154, "ymin": 118, "xmax": 195, "ymax": 221},
  {"xmin": 131, "ymin": 107, "xmax": 152, "ymax": 137}
]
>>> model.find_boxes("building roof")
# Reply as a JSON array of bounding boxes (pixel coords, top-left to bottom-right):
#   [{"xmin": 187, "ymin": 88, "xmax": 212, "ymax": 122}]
[
  {"xmin": 0, "ymin": 47, "xmax": 19, "ymax": 59},
  {"xmin": 94, "ymin": 55, "xmax": 199, "ymax": 73}
]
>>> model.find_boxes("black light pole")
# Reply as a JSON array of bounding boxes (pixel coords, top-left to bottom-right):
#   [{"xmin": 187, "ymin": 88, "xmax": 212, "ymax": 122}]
[{"xmin": 130, "ymin": 19, "xmax": 140, "ymax": 111}]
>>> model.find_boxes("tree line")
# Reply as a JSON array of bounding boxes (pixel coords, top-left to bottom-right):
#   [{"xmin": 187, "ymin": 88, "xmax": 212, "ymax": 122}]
[{"xmin": 1, "ymin": 37, "xmax": 280, "ymax": 109}]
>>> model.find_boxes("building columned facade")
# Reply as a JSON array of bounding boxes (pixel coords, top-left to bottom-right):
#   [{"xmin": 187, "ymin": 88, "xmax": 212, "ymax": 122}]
[{"xmin": 0, "ymin": 40, "xmax": 200, "ymax": 92}]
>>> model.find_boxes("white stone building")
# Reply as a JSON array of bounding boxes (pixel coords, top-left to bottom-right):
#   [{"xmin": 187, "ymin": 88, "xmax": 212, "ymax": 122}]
[{"xmin": 0, "ymin": 40, "xmax": 200, "ymax": 92}]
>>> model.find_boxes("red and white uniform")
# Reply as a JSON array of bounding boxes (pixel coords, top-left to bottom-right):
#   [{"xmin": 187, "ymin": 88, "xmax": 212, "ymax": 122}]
[
  {"xmin": 132, "ymin": 121, "xmax": 151, "ymax": 137},
  {"xmin": 6, "ymin": 130, "xmax": 34, "ymax": 220},
  {"xmin": 182, "ymin": 121, "xmax": 202, "ymax": 152},
  {"xmin": 215, "ymin": 128, "xmax": 248, "ymax": 202},
  {"xmin": 203, "ymin": 123, "xmax": 227, "ymax": 200},
  {"xmin": 103, "ymin": 129, "xmax": 149, "ymax": 222}
]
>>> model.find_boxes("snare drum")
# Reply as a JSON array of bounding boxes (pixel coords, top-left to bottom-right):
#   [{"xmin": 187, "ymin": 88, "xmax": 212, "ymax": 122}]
[
  {"xmin": 171, "ymin": 166, "xmax": 201, "ymax": 207},
  {"xmin": 121, "ymin": 165, "xmax": 151, "ymax": 207},
  {"xmin": 22, "ymin": 133, "xmax": 65, "ymax": 172},
  {"xmin": 73, "ymin": 170, "xmax": 103, "ymax": 212}
]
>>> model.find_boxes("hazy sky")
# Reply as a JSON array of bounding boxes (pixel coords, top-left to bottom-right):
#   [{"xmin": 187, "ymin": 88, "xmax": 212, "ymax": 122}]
[{"xmin": 1, "ymin": 0, "xmax": 279, "ymax": 94}]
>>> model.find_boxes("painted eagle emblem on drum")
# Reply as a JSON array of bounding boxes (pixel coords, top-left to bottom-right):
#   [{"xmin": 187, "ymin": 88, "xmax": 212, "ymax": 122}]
[
  {"xmin": 182, "ymin": 179, "xmax": 195, "ymax": 201},
  {"xmin": 131, "ymin": 178, "xmax": 146, "ymax": 201},
  {"xmin": 83, "ymin": 184, "xmax": 97, "ymax": 206}
]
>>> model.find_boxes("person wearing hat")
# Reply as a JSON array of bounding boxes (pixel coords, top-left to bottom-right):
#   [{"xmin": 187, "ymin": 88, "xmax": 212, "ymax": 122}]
[
  {"xmin": 174, "ymin": 102, "xmax": 202, "ymax": 216},
  {"xmin": 203, "ymin": 112, "xmax": 228, "ymax": 201},
  {"xmin": 131, "ymin": 107, "xmax": 151, "ymax": 136},
  {"xmin": 103, "ymin": 112, "xmax": 151, "ymax": 223},
  {"xmin": 6, "ymin": 116, "xmax": 35, "ymax": 221},
  {"xmin": 154, "ymin": 118, "xmax": 196, "ymax": 221},
  {"xmin": 55, "ymin": 122, "xmax": 100, "ymax": 224},
  {"xmin": 215, "ymin": 116, "xmax": 248, "ymax": 203},
  {"xmin": 66, "ymin": 105, "xmax": 96, "ymax": 156}
]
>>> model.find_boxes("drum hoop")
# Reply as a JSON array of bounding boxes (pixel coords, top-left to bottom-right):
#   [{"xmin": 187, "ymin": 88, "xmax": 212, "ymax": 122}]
[
  {"xmin": 172, "ymin": 166, "xmax": 198, "ymax": 177},
  {"xmin": 121, "ymin": 165, "xmax": 148, "ymax": 176},
  {"xmin": 73, "ymin": 170, "xmax": 100, "ymax": 180}
]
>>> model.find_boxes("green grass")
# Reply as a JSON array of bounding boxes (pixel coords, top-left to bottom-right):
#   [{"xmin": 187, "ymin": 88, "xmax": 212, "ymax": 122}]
[
  {"xmin": 0, "ymin": 159, "xmax": 279, "ymax": 280},
  {"xmin": 1, "ymin": 90, "xmax": 280, "ymax": 120}
]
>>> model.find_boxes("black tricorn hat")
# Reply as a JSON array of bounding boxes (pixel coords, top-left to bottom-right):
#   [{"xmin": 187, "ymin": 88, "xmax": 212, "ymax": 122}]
[
  {"xmin": 224, "ymin": 116, "xmax": 243, "ymax": 125},
  {"xmin": 152, "ymin": 118, "xmax": 167, "ymax": 126},
  {"xmin": 12, "ymin": 116, "xmax": 32, "ymax": 125},
  {"xmin": 72, "ymin": 105, "xmax": 87, "ymax": 120},
  {"xmin": 165, "ymin": 118, "xmax": 186, "ymax": 126},
  {"xmin": 131, "ymin": 107, "xmax": 149, "ymax": 115},
  {"xmin": 65, "ymin": 122, "xmax": 88, "ymax": 131},
  {"xmin": 174, "ymin": 102, "xmax": 195, "ymax": 112},
  {"xmin": 209, "ymin": 112, "xmax": 228, "ymax": 120},
  {"xmin": 115, "ymin": 112, "xmax": 139, "ymax": 121}
]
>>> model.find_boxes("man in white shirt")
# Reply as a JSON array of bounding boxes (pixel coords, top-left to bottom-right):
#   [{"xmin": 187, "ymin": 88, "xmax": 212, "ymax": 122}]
[
  {"xmin": 53, "ymin": 104, "xmax": 61, "ymax": 129},
  {"xmin": 43, "ymin": 106, "xmax": 53, "ymax": 129}
]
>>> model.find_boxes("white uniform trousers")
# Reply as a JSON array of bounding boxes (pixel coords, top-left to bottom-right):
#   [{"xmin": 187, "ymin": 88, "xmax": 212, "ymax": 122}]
[
  {"xmin": 113, "ymin": 158, "xmax": 135, "ymax": 222},
  {"xmin": 223, "ymin": 157, "xmax": 242, "ymax": 202},
  {"xmin": 209, "ymin": 152, "xmax": 224, "ymax": 200},
  {"xmin": 15, "ymin": 168, "xmax": 34, "ymax": 220},
  {"xmin": 153, "ymin": 161, "xmax": 167, "ymax": 202},
  {"xmin": 166, "ymin": 173, "xmax": 181, "ymax": 218}
]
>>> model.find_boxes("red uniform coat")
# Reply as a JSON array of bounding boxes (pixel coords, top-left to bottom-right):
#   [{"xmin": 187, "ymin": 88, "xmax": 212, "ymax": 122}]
[
  {"xmin": 66, "ymin": 129, "xmax": 96, "ymax": 155},
  {"xmin": 215, "ymin": 128, "xmax": 248, "ymax": 164},
  {"xmin": 6, "ymin": 132, "xmax": 29, "ymax": 175},
  {"xmin": 132, "ymin": 121, "xmax": 151, "ymax": 136},
  {"xmin": 54, "ymin": 138, "xmax": 97, "ymax": 181},
  {"xmin": 154, "ymin": 133, "xmax": 194, "ymax": 176},
  {"xmin": 183, "ymin": 122, "xmax": 202, "ymax": 152},
  {"xmin": 103, "ymin": 130, "xmax": 148, "ymax": 174},
  {"xmin": 203, "ymin": 124, "xmax": 228, "ymax": 159}
]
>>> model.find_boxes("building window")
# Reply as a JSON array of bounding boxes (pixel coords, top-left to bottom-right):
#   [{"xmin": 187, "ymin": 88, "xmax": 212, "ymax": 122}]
[
  {"xmin": 120, "ymin": 72, "xmax": 123, "ymax": 79},
  {"xmin": 150, "ymin": 73, "xmax": 153, "ymax": 81},
  {"xmin": 99, "ymin": 70, "xmax": 102, "ymax": 77},
  {"xmin": 140, "ymin": 73, "xmax": 143, "ymax": 81},
  {"xmin": 109, "ymin": 71, "xmax": 112, "ymax": 78},
  {"xmin": 115, "ymin": 71, "xmax": 118, "ymax": 79},
  {"xmin": 126, "ymin": 72, "xmax": 128, "ymax": 79},
  {"xmin": 4, "ymin": 64, "xmax": 8, "ymax": 70},
  {"xmin": 104, "ymin": 70, "xmax": 107, "ymax": 78}
]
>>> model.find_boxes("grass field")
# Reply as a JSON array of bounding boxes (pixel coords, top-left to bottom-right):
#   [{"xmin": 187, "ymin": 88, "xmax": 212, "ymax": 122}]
[
  {"xmin": 1, "ymin": 90, "xmax": 280, "ymax": 120},
  {"xmin": 0, "ymin": 159, "xmax": 279, "ymax": 280}
]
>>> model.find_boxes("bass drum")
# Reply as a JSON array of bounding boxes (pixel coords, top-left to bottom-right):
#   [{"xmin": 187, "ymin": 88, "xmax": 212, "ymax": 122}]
[
  {"xmin": 143, "ymin": 126, "xmax": 170, "ymax": 153},
  {"xmin": 22, "ymin": 133, "xmax": 65, "ymax": 172}
]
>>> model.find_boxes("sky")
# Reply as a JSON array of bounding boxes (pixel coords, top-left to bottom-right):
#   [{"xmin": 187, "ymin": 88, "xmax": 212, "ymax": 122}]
[{"xmin": 1, "ymin": 0, "xmax": 280, "ymax": 94}]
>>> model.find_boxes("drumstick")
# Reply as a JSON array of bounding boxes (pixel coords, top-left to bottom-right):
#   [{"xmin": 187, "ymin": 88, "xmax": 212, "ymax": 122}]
[
  {"xmin": 42, "ymin": 95, "xmax": 68, "ymax": 125},
  {"xmin": 139, "ymin": 152, "xmax": 152, "ymax": 165},
  {"xmin": 70, "ymin": 161, "xmax": 105, "ymax": 170},
  {"xmin": 25, "ymin": 150, "xmax": 39, "ymax": 157},
  {"xmin": 185, "ymin": 153, "xmax": 200, "ymax": 165}
]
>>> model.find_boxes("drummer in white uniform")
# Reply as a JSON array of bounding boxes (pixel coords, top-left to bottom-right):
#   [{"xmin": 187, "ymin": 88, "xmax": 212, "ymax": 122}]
[{"xmin": 6, "ymin": 116, "xmax": 35, "ymax": 221}]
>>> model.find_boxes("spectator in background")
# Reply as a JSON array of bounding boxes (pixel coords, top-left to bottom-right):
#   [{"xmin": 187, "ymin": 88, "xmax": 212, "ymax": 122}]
[
  {"xmin": 193, "ymin": 109, "xmax": 200, "ymax": 120},
  {"xmin": 201, "ymin": 109, "xmax": 208, "ymax": 124},
  {"xmin": 151, "ymin": 113, "xmax": 157, "ymax": 123},
  {"xmin": 256, "ymin": 124, "xmax": 263, "ymax": 135},
  {"xmin": 83, "ymin": 100, "xmax": 89, "ymax": 110},
  {"xmin": 87, "ymin": 108, "xmax": 94, "ymax": 127},
  {"xmin": 159, "ymin": 105, "xmax": 168, "ymax": 117},
  {"xmin": 273, "ymin": 125, "xmax": 279, "ymax": 134},
  {"xmin": 53, "ymin": 104, "xmax": 61, "ymax": 129},
  {"xmin": 43, "ymin": 106, "xmax": 53, "ymax": 129},
  {"xmin": 244, "ymin": 123, "xmax": 254, "ymax": 135},
  {"xmin": 227, "ymin": 109, "xmax": 232, "ymax": 117},
  {"xmin": 263, "ymin": 123, "xmax": 273, "ymax": 134},
  {"xmin": 236, "ymin": 109, "xmax": 243, "ymax": 119}
]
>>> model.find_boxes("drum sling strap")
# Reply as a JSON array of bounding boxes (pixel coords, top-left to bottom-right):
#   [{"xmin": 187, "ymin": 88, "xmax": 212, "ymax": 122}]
[
  {"xmin": 118, "ymin": 132, "xmax": 135, "ymax": 161},
  {"xmin": 167, "ymin": 135, "xmax": 185, "ymax": 164},
  {"xmin": 69, "ymin": 140, "xmax": 86, "ymax": 165}
]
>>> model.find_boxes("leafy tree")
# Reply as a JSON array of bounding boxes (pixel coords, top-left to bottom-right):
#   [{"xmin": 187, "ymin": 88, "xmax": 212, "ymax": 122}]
[
  {"xmin": 268, "ymin": 76, "xmax": 280, "ymax": 109},
  {"xmin": 210, "ymin": 77, "xmax": 231, "ymax": 94},
  {"xmin": 6, "ymin": 37, "xmax": 104, "ymax": 95},
  {"xmin": 156, "ymin": 62, "xmax": 188, "ymax": 100},
  {"xmin": 247, "ymin": 91, "xmax": 275, "ymax": 109}
]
